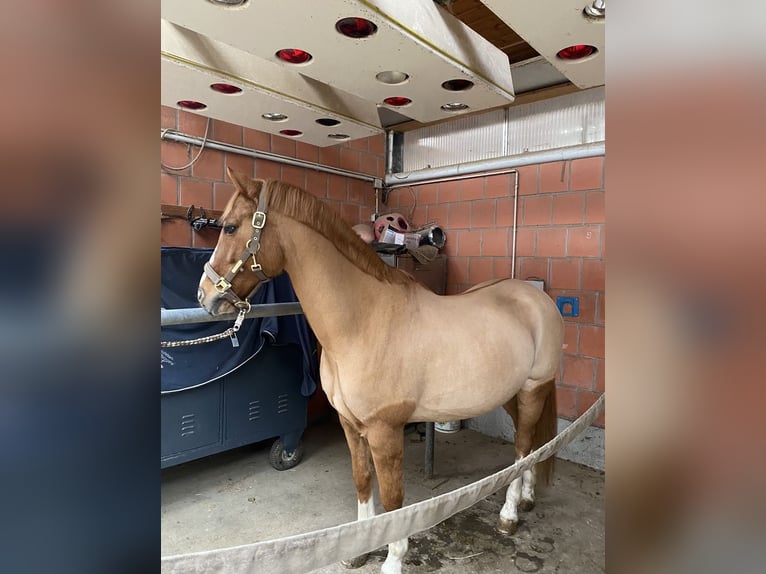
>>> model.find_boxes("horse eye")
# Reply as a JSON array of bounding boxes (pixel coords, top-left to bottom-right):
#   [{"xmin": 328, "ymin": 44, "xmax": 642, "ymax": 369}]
[{"xmin": 223, "ymin": 224, "xmax": 237, "ymax": 235}]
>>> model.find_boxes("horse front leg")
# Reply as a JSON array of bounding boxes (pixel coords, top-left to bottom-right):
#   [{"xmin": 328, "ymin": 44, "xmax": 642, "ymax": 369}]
[
  {"xmin": 338, "ymin": 415, "xmax": 373, "ymax": 569},
  {"xmin": 367, "ymin": 423, "xmax": 407, "ymax": 574}
]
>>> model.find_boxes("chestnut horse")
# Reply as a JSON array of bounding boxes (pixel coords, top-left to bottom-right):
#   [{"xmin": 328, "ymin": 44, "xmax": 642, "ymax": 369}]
[{"xmin": 197, "ymin": 170, "xmax": 564, "ymax": 574}]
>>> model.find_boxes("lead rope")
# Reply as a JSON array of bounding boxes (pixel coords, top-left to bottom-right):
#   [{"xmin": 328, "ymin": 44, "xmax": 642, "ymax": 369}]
[{"xmin": 160, "ymin": 308, "xmax": 248, "ymax": 348}]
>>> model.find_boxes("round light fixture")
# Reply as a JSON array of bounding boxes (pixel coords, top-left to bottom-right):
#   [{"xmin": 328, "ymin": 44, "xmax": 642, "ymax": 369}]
[
  {"xmin": 440, "ymin": 102, "xmax": 469, "ymax": 112},
  {"xmin": 328, "ymin": 134, "xmax": 350, "ymax": 141},
  {"xmin": 583, "ymin": 0, "xmax": 605, "ymax": 19},
  {"xmin": 556, "ymin": 44, "xmax": 597, "ymax": 60},
  {"xmin": 383, "ymin": 96, "xmax": 412, "ymax": 107},
  {"xmin": 279, "ymin": 129, "xmax": 303, "ymax": 137},
  {"xmin": 336, "ymin": 17, "xmax": 378, "ymax": 39},
  {"xmin": 262, "ymin": 113, "xmax": 288, "ymax": 122},
  {"xmin": 275, "ymin": 48, "xmax": 313, "ymax": 64},
  {"xmin": 441, "ymin": 79, "xmax": 474, "ymax": 91},
  {"xmin": 207, "ymin": 0, "xmax": 248, "ymax": 5},
  {"xmin": 210, "ymin": 83, "xmax": 242, "ymax": 94},
  {"xmin": 316, "ymin": 118, "xmax": 341, "ymax": 127},
  {"xmin": 375, "ymin": 71, "xmax": 409, "ymax": 85},
  {"xmin": 177, "ymin": 100, "xmax": 207, "ymax": 110}
]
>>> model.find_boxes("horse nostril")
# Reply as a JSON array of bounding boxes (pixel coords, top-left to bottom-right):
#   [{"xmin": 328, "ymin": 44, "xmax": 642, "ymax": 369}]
[{"xmin": 197, "ymin": 288, "xmax": 204, "ymax": 302}]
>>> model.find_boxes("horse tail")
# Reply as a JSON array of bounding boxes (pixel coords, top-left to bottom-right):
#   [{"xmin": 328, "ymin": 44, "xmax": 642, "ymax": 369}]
[{"xmin": 533, "ymin": 379, "xmax": 558, "ymax": 485}]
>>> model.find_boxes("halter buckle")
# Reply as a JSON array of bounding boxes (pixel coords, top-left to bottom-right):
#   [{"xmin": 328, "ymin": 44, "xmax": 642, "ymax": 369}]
[
  {"xmin": 252, "ymin": 211, "xmax": 266, "ymax": 229},
  {"xmin": 214, "ymin": 277, "xmax": 231, "ymax": 293},
  {"xmin": 251, "ymin": 260, "xmax": 263, "ymax": 273}
]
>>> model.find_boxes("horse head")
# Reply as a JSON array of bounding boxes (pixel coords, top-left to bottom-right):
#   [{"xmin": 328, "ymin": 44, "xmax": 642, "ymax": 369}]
[{"xmin": 197, "ymin": 169, "xmax": 285, "ymax": 315}]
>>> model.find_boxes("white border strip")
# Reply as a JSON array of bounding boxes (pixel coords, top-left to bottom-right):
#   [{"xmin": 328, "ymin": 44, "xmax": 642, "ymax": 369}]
[{"xmin": 162, "ymin": 394, "xmax": 605, "ymax": 574}]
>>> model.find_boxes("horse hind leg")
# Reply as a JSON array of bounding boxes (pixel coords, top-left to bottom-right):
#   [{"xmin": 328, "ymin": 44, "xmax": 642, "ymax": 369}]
[
  {"xmin": 338, "ymin": 415, "xmax": 373, "ymax": 569},
  {"xmin": 366, "ymin": 422, "xmax": 408, "ymax": 574},
  {"xmin": 498, "ymin": 380, "xmax": 557, "ymax": 534}
]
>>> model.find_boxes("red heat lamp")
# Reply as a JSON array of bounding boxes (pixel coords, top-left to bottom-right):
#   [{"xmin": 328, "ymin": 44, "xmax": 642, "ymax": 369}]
[
  {"xmin": 556, "ymin": 44, "xmax": 597, "ymax": 60},
  {"xmin": 177, "ymin": 100, "xmax": 207, "ymax": 110},
  {"xmin": 383, "ymin": 96, "xmax": 412, "ymax": 107},
  {"xmin": 210, "ymin": 83, "xmax": 242, "ymax": 94},
  {"xmin": 279, "ymin": 129, "xmax": 303, "ymax": 137},
  {"xmin": 275, "ymin": 48, "xmax": 313, "ymax": 64},
  {"xmin": 336, "ymin": 17, "xmax": 378, "ymax": 39}
]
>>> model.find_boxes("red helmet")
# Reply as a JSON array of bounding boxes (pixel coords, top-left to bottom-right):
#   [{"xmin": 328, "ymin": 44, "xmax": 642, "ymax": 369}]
[{"xmin": 373, "ymin": 212, "xmax": 411, "ymax": 241}]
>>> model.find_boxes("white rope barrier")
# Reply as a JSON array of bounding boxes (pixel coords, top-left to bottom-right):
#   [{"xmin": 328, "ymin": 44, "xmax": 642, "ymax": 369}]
[{"xmin": 162, "ymin": 394, "xmax": 605, "ymax": 574}]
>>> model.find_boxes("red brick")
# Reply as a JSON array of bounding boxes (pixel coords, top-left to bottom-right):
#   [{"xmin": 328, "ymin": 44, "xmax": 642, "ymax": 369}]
[
  {"xmin": 563, "ymin": 323, "xmax": 579, "ymax": 355},
  {"xmin": 360, "ymin": 205, "xmax": 374, "ymax": 223},
  {"xmin": 296, "ymin": 141, "xmax": 319, "ymax": 163},
  {"xmin": 359, "ymin": 153, "xmax": 378, "ymax": 177},
  {"xmin": 517, "ymin": 165, "xmax": 539, "ymax": 195},
  {"xmin": 243, "ymin": 128, "xmax": 270, "ymax": 151},
  {"xmin": 580, "ymin": 325, "xmax": 605, "ymax": 358},
  {"xmin": 225, "ymin": 152, "xmax": 255, "ymax": 177},
  {"xmin": 552, "ymin": 193, "xmax": 584, "ymax": 224},
  {"xmin": 271, "ymin": 134, "xmax": 296, "ymax": 157},
  {"xmin": 595, "ymin": 359, "xmax": 605, "ymax": 393},
  {"xmin": 585, "ymin": 191, "xmax": 605, "ymax": 223},
  {"xmin": 448, "ymin": 202, "xmax": 471, "ymax": 229},
  {"xmin": 540, "ymin": 161, "xmax": 569, "ymax": 193},
  {"xmin": 340, "ymin": 147, "xmax": 360, "ymax": 172},
  {"xmin": 471, "ymin": 200, "xmax": 495, "ymax": 228},
  {"xmin": 161, "ymin": 174, "xmax": 178, "ymax": 205},
  {"xmin": 460, "ymin": 177, "xmax": 484, "ymax": 200},
  {"xmin": 517, "ymin": 257, "xmax": 549, "ymax": 283},
  {"xmin": 340, "ymin": 203, "xmax": 360, "ymax": 226},
  {"xmin": 562, "ymin": 356, "xmax": 595, "ymax": 389},
  {"xmin": 212, "ymin": 120, "xmax": 242, "ymax": 146},
  {"xmin": 457, "ymin": 230, "xmax": 481, "ymax": 256},
  {"xmin": 348, "ymin": 179, "xmax": 369, "ymax": 204},
  {"xmin": 161, "ymin": 106, "xmax": 177, "ymax": 130},
  {"xmin": 496, "ymin": 197, "xmax": 518, "ymax": 227},
  {"xmin": 567, "ymin": 226, "xmax": 602, "ymax": 257},
  {"xmin": 178, "ymin": 110, "xmax": 208, "ymax": 137},
  {"xmin": 319, "ymin": 145, "xmax": 340, "ymax": 167},
  {"xmin": 596, "ymin": 292, "xmax": 605, "ymax": 325},
  {"xmin": 556, "ymin": 386, "xmax": 578, "ymax": 419},
  {"xmin": 443, "ymin": 232, "xmax": 458, "ymax": 257},
  {"xmin": 411, "ymin": 206, "xmax": 427, "ymax": 227},
  {"xmin": 427, "ymin": 203, "xmax": 448, "ymax": 227},
  {"xmin": 191, "ymin": 149, "xmax": 224, "ymax": 181},
  {"xmin": 438, "ymin": 180, "xmax": 460, "ymax": 203},
  {"xmin": 161, "ymin": 219, "xmax": 192, "ymax": 247},
  {"xmin": 482, "ymin": 228, "xmax": 508, "ymax": 256},
  {"xmin": 577, "ymin": 390, "xmax": 605, "ymax": 427},
  {"xmin": 327, "ymin": 174, "xmax": 348, "ymax": 200},
  {"xmin": 161, "ymin": 141, "xmax": 192, "ymax": 176},
  {"xmin": 282, "ymin": 165, "xmax": 306, "ymax": 188},
  {"xmin": 180, "ymin": 179, "xmax": 213, "ymax": 209},
  {"xmin": 485, "ymin": 173, "xmax": 511, "ymax": 198},
  {"xmin": 494, "ymin": 257, "xmax": 512, "ymax": 279},
  {"xmin": 447, "ymin": 257, "xmax": 469, "ymax": 284},
  {"xmin": 550, "ymin": 258, "xmax": 582, "ymax": 290},
  {"xmin": 523, "ymin": 195, "xmax": 552, "ymax": 225},
  {"xmin": 570, "ymin": 157, "xmax": 603, "ymax": 191},
  {"xmin": 536, "ymin": 227, "xmax": 567, "ymax": 257},
  {"xmin": 469, "ymin": 257, "xmax": 494, "ymax": 285},
  {"xmin": 192, "ymin": 227, "xmax": 219, "ymax": 248},
  {"xmin": 213, "ymin": 182, "xmax": 236, "ymax": 210},
  {"xmin": 446, "ymin": 283, "xmax": 463, "ymax": 295},
  {"xmin": 582, "ymin": 259, "xmax": 605, "ymax": 291},
  {"xmin": 306, "ymin": 170, "xmax": 328, "ymax": 198},
  {"xmin": 514, "ymin": 227, "xmax": 535, "ymax": 256},
  {"xmin": 348, "ymin": 137, "xmax": 369, "ymax": 152},
  {"xmin": 368, "ymin": 134, "xmax": 385, "ymax": 157},
  {"xmin": 396, "ymin": 189, "xmax": 416, "ymax": 215},
  {"xmin": 255, "ymin": 159, "xmax": 281, "ymax": 181},
  {"xmin": 418, "ymin": 184, "xmax": 439, "ymax": 206}
]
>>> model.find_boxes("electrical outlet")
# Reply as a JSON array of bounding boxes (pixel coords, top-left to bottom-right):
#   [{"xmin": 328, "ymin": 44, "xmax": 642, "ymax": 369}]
[{"xmin": 556, "ymin": 296, "xmax": 580, "ymax": 317}]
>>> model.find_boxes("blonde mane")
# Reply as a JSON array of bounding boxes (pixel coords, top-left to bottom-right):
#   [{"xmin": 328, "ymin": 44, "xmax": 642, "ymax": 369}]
[{"xmin": 259, "ymin": 179, "xmax": 414, "ymax": 287}]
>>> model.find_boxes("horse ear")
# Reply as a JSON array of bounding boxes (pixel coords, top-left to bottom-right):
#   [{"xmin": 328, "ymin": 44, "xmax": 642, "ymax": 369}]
[{"xmin": 226, "ymin": 167, "xmax": 263, "ymax": 200}]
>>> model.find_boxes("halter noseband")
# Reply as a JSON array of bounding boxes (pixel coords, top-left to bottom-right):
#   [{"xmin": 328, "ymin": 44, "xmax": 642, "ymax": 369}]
[{"xmin": 203, "ymin": 187, "xmax": 271, "ymax": 311}]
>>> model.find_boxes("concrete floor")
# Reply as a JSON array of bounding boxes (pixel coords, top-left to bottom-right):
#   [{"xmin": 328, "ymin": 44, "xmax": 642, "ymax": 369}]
[{"xmin": 162, "ymin": 417, "xmax": 604, "ymax": 573}]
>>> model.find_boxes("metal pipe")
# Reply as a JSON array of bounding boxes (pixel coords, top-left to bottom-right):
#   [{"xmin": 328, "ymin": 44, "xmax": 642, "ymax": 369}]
[
  {"xmin": 161, "ymin": 130, "xmax": 378, "ymax": 183},
  {"xmin": 161, "ymin": 302, "xmax": 303, "ymax": 327},
  {"xmin": 511, "ymin": 171, "xmax": 519, "ymax": 279},
  {"xmin": 424, "ymin": 422, "xmax": 435, "ymax": 480},
  {"xmin": 384, "ymin": 141, "xmax": 604, "ymax": 187}
]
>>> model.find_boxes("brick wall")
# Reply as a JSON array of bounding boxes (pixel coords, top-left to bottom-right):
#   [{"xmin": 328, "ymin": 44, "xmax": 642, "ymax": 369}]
[
  {"xmin": 386, "ymin": 158, "xmax": 605, "ymax": 426},
  {"xmin": 160, "ymin": 105, "xmax": 384, "ymax": 249}
]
